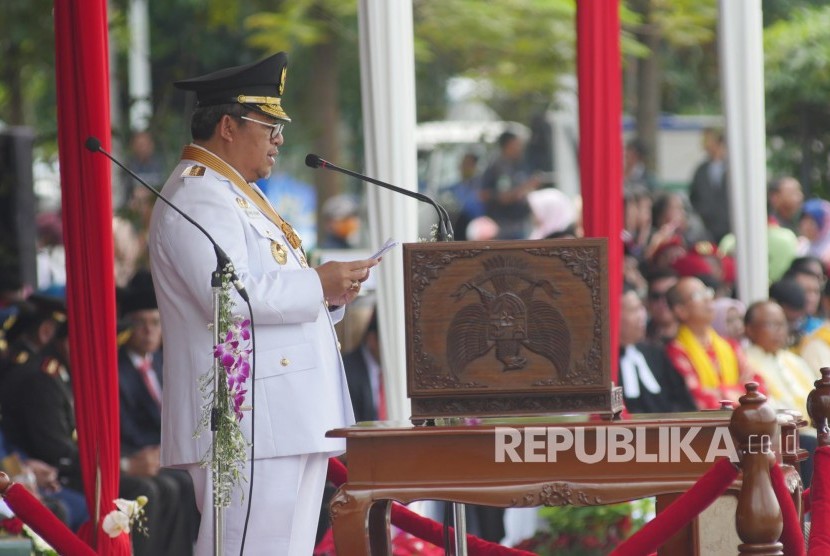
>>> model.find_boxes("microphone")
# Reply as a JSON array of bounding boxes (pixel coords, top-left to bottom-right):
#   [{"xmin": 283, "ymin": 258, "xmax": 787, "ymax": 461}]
[
  {"xmin": 85, "ymin": 136, "xmax": 249, "ymax": 302},
  {"xmin": 305, "ymin": 153, "xmax": 453, "ymax": 241}
]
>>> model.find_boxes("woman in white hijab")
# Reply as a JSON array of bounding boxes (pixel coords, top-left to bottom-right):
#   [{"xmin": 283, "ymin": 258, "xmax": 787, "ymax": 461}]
[{"xmin": 527, "ymin": 188, "xmax": 577, "ymax": 239}]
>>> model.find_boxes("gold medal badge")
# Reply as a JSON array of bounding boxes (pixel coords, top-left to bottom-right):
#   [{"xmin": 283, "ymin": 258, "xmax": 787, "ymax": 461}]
[{"xmin": 270, "ymin": 241, "xmax": 288, "ymax": 265}]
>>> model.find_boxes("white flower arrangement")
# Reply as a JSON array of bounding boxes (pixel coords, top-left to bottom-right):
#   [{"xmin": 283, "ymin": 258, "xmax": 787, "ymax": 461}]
[
  {"xmin": 102, "ymin": 496, "xmax": 148, "ymax": 539},
  {"xmin": 195, "ymin": 265, "xmax": 252, "ymax": 507}
]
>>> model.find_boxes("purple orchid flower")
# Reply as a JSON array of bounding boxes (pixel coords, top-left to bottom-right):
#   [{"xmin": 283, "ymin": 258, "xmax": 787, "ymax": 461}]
[{"xmin": 213, "ymin": 316, "xmax": 253, "ymax": 422}]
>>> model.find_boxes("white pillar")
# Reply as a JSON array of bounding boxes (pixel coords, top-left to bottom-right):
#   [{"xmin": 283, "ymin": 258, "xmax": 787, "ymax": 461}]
[
  {"xmin": 128, "ymin": 0, "xmax": 153, "ymax": 131},
  {"xmin": 358, "ymin": 0, "xmax": 419, "ymax": 420},
  {"xmin": 718, "ymin": 0, "xmax": 768, "ymax": 305}
]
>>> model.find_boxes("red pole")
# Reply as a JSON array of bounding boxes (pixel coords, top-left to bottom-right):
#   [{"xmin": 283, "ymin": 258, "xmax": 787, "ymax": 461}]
[
  {"xmin": 577, "ymin": 1, "xmax": 623, "ymax": 384},
  {"xmin": 54, "ymin": 1, "xmax": 128, "ymax": 552}
]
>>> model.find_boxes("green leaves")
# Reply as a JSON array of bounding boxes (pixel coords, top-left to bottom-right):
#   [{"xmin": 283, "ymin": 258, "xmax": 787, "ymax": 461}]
[
  {"xmin": 414, "ymin": 0, "xmax": 576, "ymax": 99},
  {"xmin": 765, "ymin": 6, "xmax": 830, "ymax": 129}
]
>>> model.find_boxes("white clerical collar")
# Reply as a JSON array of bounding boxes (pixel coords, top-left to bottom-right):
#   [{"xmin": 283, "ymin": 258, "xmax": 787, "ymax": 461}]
[{"xmin": 620, "ymin": 344, "xmax": 662, "ymax": 398}]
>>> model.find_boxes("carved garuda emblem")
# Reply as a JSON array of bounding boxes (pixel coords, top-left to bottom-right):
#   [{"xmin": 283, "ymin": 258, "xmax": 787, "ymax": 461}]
[{"xmin": 446, "ymin": 255, "xmax": 570, "ymax": 376}]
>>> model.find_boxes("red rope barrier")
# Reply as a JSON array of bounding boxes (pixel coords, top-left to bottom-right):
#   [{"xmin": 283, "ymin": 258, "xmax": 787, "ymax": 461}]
[
  {"xmin": 326, "ymin": 457, "xmax": 347, "ymax": 487},
  {"xmin": 4, "ymin": 483, "xmax": 96, "ymax": 555},
  {"xmin": 809, "ymin": 446, "xmax": 830, "ymax": 554},
  {"xmin": 610, "ymin": 458, "xmax": 739, "ymax": 556},
  {"xmin": 323, "ymin": 458, "xmax": 535, "ymax": 556},
  {"xmin": 390, "ymin": 503, "xmax": 535, "ymax": 556},
  {"xmin": 770, "ymin": 462, "xmax": 805, "ymax": 556}
]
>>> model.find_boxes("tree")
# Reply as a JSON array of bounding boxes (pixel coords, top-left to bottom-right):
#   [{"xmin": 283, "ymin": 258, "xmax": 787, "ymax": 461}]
[
  {"xmin": 764, "ymin": 5, "xmax": 830, "ymax": 196},
  {"xmin": 624, "ymin": 0, "xmax": 718, "ymax": 172},
  {"xmin": 0, "ymin": 0, "xmax": 56, "ymax": 138},
  {"xmin": 413, "ymin": 0, "xmax": 576, "ymax": 124},
  {"xmin": 246, "ymin": 0, "xmax": 360, "ymax": 218}
]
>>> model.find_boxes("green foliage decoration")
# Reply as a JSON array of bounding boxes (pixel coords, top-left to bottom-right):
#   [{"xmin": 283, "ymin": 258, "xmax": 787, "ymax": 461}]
[{"xmin": 515, "ymin": 498, "xmax": 655, "ymax": 556}]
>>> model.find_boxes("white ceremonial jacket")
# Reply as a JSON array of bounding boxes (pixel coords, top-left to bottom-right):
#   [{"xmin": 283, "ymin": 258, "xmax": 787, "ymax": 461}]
[{"xmin": 148, "ymin": 145, "xmax": 354, "ymax": 468}]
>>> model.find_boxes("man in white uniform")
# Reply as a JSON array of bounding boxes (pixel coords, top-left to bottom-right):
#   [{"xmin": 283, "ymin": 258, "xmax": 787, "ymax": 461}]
[{"xmin": 148, "ymin": 52, "xmax": 376, "ymax": 555}]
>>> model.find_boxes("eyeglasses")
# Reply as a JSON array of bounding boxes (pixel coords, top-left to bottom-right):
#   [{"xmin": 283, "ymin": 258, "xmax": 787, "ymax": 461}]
[
  {"xmin": 756, "ymin": 321, "xmax": 788, "ymax": 331},
  {"xmin": 238, "ymin": 115, "xmax": 285, "ymax": 140},
  {"xmin": 647, "ymin": 291, "xmax": 667, "ymax": 302},
  {"xmin": 685, "ymin": 287, "xmax": 715, "ymax": 303}
]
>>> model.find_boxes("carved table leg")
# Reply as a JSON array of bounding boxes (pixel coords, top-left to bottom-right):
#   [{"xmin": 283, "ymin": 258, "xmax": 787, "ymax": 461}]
[
  {"xmin": 331, "ymin": 486, "xmax": 376, "ymax": 555},
  {"xmin": 368, "ymin": 499, "xmax": 392, "ymax": 555}
]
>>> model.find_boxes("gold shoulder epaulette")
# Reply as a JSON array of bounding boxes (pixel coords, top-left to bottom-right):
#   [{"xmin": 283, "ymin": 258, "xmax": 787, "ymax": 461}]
[
  {"xmin": 117, "ymin": 329, "xmax": 132, "ymax": 347},
  {"xmin": 41, "ymin": 358, "xmax": 59, "ymax": 376},
  {"xmin": 181, "ymin": 165, "xmax": 207, "ymax": 178}
]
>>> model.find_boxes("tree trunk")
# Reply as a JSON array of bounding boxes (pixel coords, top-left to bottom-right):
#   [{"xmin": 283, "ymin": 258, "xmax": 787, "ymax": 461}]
[
  {"xmin": 3, "ymin": 43, "xmax": 24, "ymax": 126},
  {"xmin": 309, "ymin": 38, "xmax": 342, "ymax": 234},
  {"xmin": 633, "ymin": 0, "xmax": 661, "ymax": 175}
]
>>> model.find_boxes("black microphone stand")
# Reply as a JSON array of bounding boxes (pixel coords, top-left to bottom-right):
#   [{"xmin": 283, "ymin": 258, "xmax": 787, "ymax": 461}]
[
  {"xmin": 307, "ymin": 153, "xmax": 466, "ymax": 553},
  {"xmin": 86, "ymin": 137, "xmax": 249, "ymax": 556},
  {"xmin": 305, "ymin": 154, "xmax": 454, "ymax": 242}
]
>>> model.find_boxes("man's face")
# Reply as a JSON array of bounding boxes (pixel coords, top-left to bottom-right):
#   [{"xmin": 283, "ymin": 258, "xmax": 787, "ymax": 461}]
[
  {"xmin": 774, "ymin": 178, "xmax": 804, "ymax": 219},
  {"xmin": 126, "ymin": 309, "xmax": 162, "ymax": 356},
  {"xmin": 131, "ymin": 131, "xmax": 155, "ymax": 161},
  {"xmin": 746, "ymin": 303, "xmax": 788, "ymax": 354},
  {"xmin": 672, "ymin": 277, "xmax": 715, "ymax": 327},
  {"xmin": 231, "ymin": 112, "xmax": 284, "ymax": 182},
  {"xmin": 620, "ymin": 291, "xmax": 647, "ymax": 346},
  {"xmin": 646, "ymin": 276, "xmax": 678, "ymax": 325},
  {"xmin": 503, "ymin": 137, "xmax": 523, "ymax": 160}
]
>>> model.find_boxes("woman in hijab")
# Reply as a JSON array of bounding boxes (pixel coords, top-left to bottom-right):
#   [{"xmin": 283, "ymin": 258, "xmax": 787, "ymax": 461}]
[
  {"xmin": 527, "ymin": 188, "xmax": 577, "ymax": 239},
  {"xmin": 799, "ymin": 198, "xmax": 830, "ymax": 268},
  {"xmin": 711, "ymin": 297, "xmax": 747, "ymax": 346}
]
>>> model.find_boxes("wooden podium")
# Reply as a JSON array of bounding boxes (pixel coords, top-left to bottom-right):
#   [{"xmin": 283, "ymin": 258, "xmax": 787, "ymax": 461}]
[{"xmin": 403, "ymin": 238, "xmax": 623, "ymax": 420}]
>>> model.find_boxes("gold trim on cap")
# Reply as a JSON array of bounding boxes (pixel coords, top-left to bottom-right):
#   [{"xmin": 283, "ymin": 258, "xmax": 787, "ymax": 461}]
[
  {"xmin": 237, "ymin": 95, "xmax": 279, "ymax": 105},
  {"xmin": 255, "ymin": 104, "xmax": 290, "ymax": 122},
  {"xmin": 235, "ymin": 96, "xmax": 290, "ymax": 121}
]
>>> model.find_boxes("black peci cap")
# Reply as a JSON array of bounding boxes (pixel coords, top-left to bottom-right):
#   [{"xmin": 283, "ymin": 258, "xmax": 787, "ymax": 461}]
[
  {"xmin": 175, "ymin": 52, "xmax": 291, "ymax": 122},
  {"xmin": 118, "ymin": 270, "xmax": 158, "ymax": 316}
]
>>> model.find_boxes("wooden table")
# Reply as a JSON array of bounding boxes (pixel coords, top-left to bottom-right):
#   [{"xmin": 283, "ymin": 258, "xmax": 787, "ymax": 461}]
[{"xmin": 327, "ymin": 411, "xmax": 804, "ymax": 555}]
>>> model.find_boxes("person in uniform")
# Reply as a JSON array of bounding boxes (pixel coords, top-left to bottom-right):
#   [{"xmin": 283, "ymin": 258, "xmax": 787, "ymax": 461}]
[
  {"xmin": 0, "ymin": 295, "xmax": 79, "ymax": 486},
  {"xmin": 148, "ymin": 52, "xmax": 377, "ymax": 555},
  {"xmin": 0, "ymin": 295, "xmax": 88, "ymax": 530},
  {"xmin": 0, "ymin": 295, "xmax": 194, "ymax": 554}
]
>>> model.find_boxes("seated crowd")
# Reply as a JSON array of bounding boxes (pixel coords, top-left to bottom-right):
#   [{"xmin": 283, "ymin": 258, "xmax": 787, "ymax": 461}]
[
  {"xmin": 0, "ymin": 271, "xmax": 198, "ymax": 555},
  {"xmin": 618, "ymin": 168, "xmax": 825, "ymax": 489}
]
